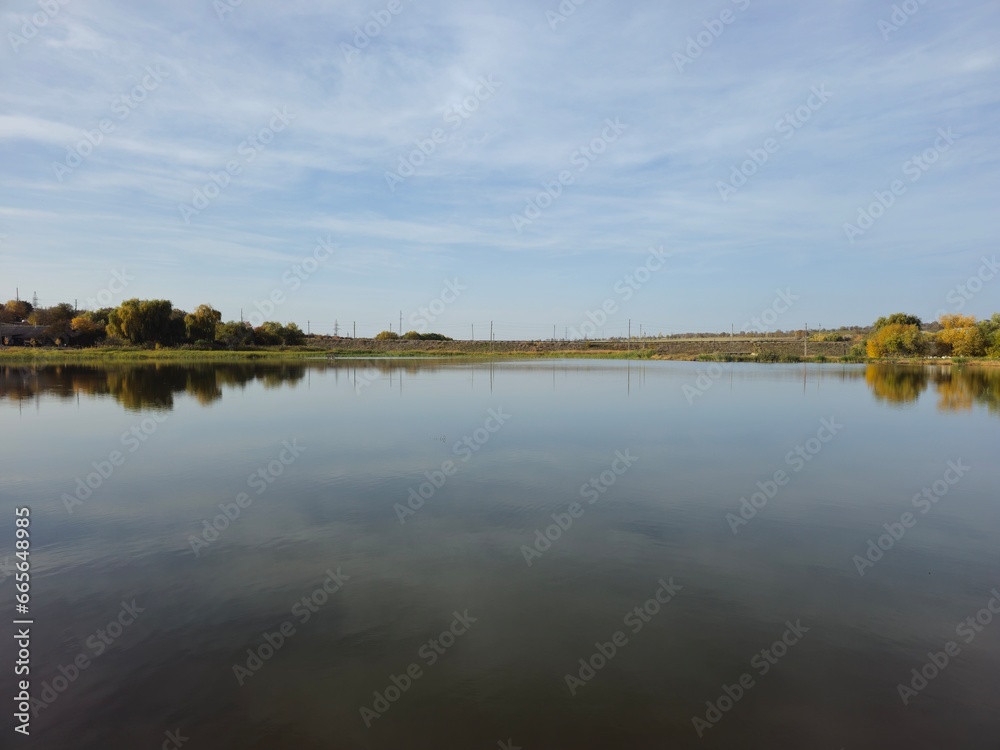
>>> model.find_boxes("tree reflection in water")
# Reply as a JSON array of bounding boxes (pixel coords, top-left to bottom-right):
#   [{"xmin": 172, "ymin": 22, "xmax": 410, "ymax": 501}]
[{"xmin": 865, "ymin": 363, "xmax": 1000, "ymax": 415}]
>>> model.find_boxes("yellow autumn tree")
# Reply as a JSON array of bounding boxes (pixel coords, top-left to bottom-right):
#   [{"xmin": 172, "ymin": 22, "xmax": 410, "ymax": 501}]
[
  {"xmin": 937, "ymin": 314, "xmax": 987, "ymax": 357},
  {"xmin": 866, "ymin": 323, "xmax": 927, "ymax": 358}
]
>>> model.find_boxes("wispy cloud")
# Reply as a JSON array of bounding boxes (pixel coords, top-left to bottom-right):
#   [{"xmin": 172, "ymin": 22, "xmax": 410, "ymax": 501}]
[{"xmin": 1, "ymin": 0, "xmax": 998, "ymax": 334}]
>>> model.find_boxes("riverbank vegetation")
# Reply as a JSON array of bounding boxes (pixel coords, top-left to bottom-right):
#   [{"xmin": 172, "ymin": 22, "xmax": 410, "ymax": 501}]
[
  {"xmin": 861, "ymin": 312, "xmax": 1000, "ymax": 359},
  {"xmin": 2, "ymin": 298, "xmax": 999, "ymax": 364}
]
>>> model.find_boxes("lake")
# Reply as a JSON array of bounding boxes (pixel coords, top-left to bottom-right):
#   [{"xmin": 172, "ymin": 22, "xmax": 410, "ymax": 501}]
[{"xmin": 1, "ymin": 360, "xmax": 998, "ymax": 749}]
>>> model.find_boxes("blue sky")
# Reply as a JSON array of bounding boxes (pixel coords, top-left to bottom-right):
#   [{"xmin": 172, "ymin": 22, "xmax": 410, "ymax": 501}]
[{"xmin": 1, "ymin": 0, "xmax": 998, "ymax": 339}]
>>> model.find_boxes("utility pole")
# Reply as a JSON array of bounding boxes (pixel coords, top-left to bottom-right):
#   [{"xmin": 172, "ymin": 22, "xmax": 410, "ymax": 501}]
[
  {"xmin": 353, "ymin": 321, "xmax": 356, "ymax": 338},
  {"xmin": 627, "ymin": 319, "xmax": 631, "ymax": 359},
  {"xmin": 399, "ymin": 310, "xmax": 403, "ymax": 335},
  {"xmin": 471, "ymin": 324, "xmax": 474, "ymax": 342},
  {"xmin": 308, "ymin": 320, "xmax": 311, "ymax": 335},
  {"xmin": 804, "ymin": 323, "xmax": 808, "ymax": 357},
  {"xmin": 240, "ymin": 309, "xmax": 243, "ymax": 323},
  {"xmin": 490, "ymin": 321, "xmax": 493, "ymax": 355},
  {"xmin": 333, "ymin": 320, "xmax": 338, "ymax": 337},
  {"xmin": 553, "ymin": 324, "xmax": 556, "ymax": 341}
]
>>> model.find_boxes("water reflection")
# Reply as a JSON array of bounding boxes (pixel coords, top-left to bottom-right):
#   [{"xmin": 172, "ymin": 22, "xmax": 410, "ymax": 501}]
[
  {"xmin": 865, "ymin": 365, "xmax": 929, "ymax": 404},
  {"xmin": 864, "ymin": 363, "xmax": 1000, "ymax": 413},
  {"xmin": 3, "ymin": 361, "xmax": 999, "ymax": 417},
  {"xmin": 0, "ymin": 362, "xmax": 308, "ymax": 411}
]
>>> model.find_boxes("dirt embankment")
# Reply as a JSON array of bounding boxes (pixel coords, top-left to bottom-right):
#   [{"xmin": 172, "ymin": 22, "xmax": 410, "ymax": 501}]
[{"xmin": 315, "ymin": 337, "xmax": 852, "ymax": 359}]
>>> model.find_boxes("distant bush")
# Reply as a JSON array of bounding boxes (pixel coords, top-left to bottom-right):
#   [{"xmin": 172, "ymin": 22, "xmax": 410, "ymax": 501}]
[
  {"xmin": 400, "ymin": 331, "xmax": 453, "ymax": 341},
  {"xmin": 375, "ymin": 331, "xmax": 399, "ymax": 340},
  {"xmin": 812, "ymin": 333, "xmax": 850, "ymax": 342},
  {"xmin": 698, "ymin": 353, "xmax": 753, "ymax": 362}
]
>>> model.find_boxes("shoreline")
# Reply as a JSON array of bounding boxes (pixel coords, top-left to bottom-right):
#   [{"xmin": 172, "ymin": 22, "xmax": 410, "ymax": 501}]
[{"xmin": 0, "ymin": 344, "xmax": 997, "ymax": 366}]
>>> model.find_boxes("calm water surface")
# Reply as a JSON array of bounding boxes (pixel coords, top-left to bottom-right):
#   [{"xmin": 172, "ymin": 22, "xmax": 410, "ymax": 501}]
[{"xmin": 1, "ymin": 360, "xmax": 998, "ymax": 749}]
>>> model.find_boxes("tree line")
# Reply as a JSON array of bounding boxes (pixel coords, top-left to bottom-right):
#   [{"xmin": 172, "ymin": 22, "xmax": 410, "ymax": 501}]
[{"xmin": 0, "ymin": 298, "xmax": 304, "ymax": 347}]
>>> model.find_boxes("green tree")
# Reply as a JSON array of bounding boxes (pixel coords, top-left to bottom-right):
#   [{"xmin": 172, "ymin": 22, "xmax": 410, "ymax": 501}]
[
  {"xmin": 976, "ymin": 314, "xmax": 1000, "ymax": 357},
  {"xmin": 873, "ymin": 313, "xmax": 923, "ymax": 331},
  {"xmin": 216, "ymin": 320, "xmax": 254, "ymax": 348},
  {"xmin": 27, "ymin": 302, "xmax": 75, "ymax": 326},
  {"xmin": 106, "ymin": 299, "xmax": 184, "ymax": 345},
  {"xmin": 253, "ymin": 321, "xmax": 304, "ymax": 346},
  {"xmin": 375, "ymin": 330, "xmax": 399, "ymax": 340},
  {"xmin": 184, "ymin": 304, "xmax": 222, "ymax": 343}
]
